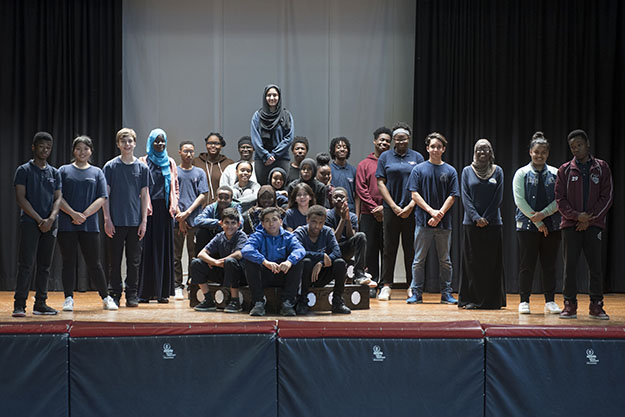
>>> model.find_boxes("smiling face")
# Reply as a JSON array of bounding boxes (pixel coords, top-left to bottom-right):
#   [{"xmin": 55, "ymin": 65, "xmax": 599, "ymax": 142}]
[
  {"xmin": 393, "ymin": 133, "xmax": 410, "ymax": 154},
  {"xmin": 32, "ymin": 140, "xmax": 53, "ymax": 162},
  {"xmin": 117, "ymin": 135, "xmax": 136, "ymax": 156},
  {"xmin": 333, "ymin": 140, "xmax": 349, "ymax": 161},
  {"xmin": 238, "ymin": 143, "xmax": 254, "ymax": 161},
  {"xmin": 265, "ymin": 87, "xmax": 279, "ymax": 110},
  {"xmin": 474, "ymin": 142, "xmax": 491, "ymax": 164},
  {"xmin": 73, "ymin": 142, "xmax": 92, "ymax": 164},
  {"xmin": 374, "ymin": 133, "xmax": 391, "ymax": 155},
  {"xmin": 529, "ymin": 143, "xmax": 549, "ymax": 169},
  {"xmin": 258, "ymin": 191, "xmax": 275, "ymax": 208},
  {"xmin": 152, "ymin": 135, "xmax": 166, "ymax": 153},
  {"xmin": 271, "ymin": 171, "xmax": 285, "ymax": 190},
  {"xmin": 296, "ymin": 189, "xmax": 312, "ymax": 209},
  {"xmin": 236, "ymin": 162, "xmax": 252, "ymax": 185},
  {"xmin": 205, "ymin": 135, "xmax": 222, "ymax": 157},
  {"xmin": 216, "ymin": 190, "xmax": 233, "ymax": 209},
  {"xmin": 220, "ymin": 217, "xmax": 240, "ymax": 238}
]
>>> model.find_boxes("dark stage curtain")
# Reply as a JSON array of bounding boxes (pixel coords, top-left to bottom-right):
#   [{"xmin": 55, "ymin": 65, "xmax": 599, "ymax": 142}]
[
  {"xmin": 0, "ymin": 1, "xmax": 122, "ymax": 291},
  {"xmin": 413, "ymin": 0, "xmax": 625, "ymax": 295}
]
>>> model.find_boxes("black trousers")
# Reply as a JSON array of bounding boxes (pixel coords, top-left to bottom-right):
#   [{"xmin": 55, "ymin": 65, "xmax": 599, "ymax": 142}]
[
  {"xmin": 14, "ymin": 222, "xmax": 57, "ymax": 305},
  {"xmin": 359, "ymin": 213, "xmax": 383, "ymax": 282},
  {"xmin": 57, "ymin": 231, "xmax": 108, "ymax": 299},
  {"xmin": 190, "ymin": 257, "xmax": 244, "ymax": 288},
  {"xmin": 339, "ymin": 232, "xmax": 366, "ymax": 276},
  {"xmin": 245, "ymin": 260, "xmax": 303, "ymax": 304},
  {"xmin": 381, "ymin": 207, "xmax": 415, "ymax": 286},
  {"xmin": 194, "ymin": 227, "xmax": 218, "ymax": 257},
  {"xmin": 301, "ymin": 257, "xmax": 347, "ymax": 298},
  {"xmin": 106, "ymin": 226, "xmax": 142, "ymax": 297},
  {"xmin": 562, "ymin": 226, "xmax": 604, "ymax": 302},
  {"xmin": 517, "ymin": 230, "xmax": 561, "ymax": 303}
]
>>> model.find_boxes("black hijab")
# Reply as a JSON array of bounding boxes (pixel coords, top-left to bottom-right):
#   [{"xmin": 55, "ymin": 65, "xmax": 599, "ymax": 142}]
[{"xmin": 258, "ymin": 84, "xmax": 292, "ymax": 150}]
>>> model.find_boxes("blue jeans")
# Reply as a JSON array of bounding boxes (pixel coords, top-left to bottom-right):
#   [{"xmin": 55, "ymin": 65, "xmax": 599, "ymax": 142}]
[{"xmin": 410, "ymin": 226, "xmax": 453, "ymax": 296}]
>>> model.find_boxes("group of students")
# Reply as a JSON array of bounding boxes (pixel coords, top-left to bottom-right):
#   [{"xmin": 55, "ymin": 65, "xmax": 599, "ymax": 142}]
[{"xmin": 11, "ymin": 83, "xmax": 613, "ymax": 320}]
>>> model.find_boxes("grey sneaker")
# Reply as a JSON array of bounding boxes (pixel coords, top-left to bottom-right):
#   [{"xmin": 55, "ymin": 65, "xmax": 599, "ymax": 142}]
[
  {"xmin": 250, "ymin": 301, "xmax": 266, "ymax": 316},
  {"xmin": 280, "ymin": 300, "xmax": 296, "ymax": 317}
]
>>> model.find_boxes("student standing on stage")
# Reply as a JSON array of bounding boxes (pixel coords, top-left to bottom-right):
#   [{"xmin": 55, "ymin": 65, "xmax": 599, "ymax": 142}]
[
  {"xmin": 375, "ymin": 123, "xmax": 424, "ymax": 301},
  {"xmin": 286, "ymin": 136, "xmax": 309, "ymax": 185},
  {"xmin": 231, "ymin": 161, "xmax": 261, "ymax": 213},
  {"xmin": 556, "ymin": 129, "xmax": 613, "ymax": 320},
  {"xmin": 173, "ymin": 141, "xmax": 209, "ymax": 300},
  {"xmin": 241, "ymin": 207, "xmax": 305, "ymax": 317},
  {"xmin": 194, "ymin": 185, "xmax": 243, "ymax": 255},
  {"xmin": 512, "ymin": 132, "xmax": 562, "ymax": 315},
  {"xmin": 458, "ymin": 139, "xmax": 506, "ymax": 310},
  {"xmin": 325, "ymin": 187, "xmax": 375, "ymax": 287},
  {"xmin": 284, "ymin": 182, "xmax": 315, "ymax": 232},
  {"xmin": 356, "ymin": 127, "xmax": 391, "ymax": 296},
  {"xmin": 408, "ymin": 132, "xmax": 459, "ymax": 305},
  {"xmin": 250, "ymin": 84, "xmax": 294, "ymax": 185},
  {"xmin": 294, "ymin": 205, "xmax": 351, "ymax": 315},
  {"xmin": 329, "ymin": 137, "xmax": 358, "ymax": 212},
  {"xmin": 137, "ymin": 128, "xmax": 179, "ymax": 303},
  {"xmin": 220, "ymin": 136, "xmax": 257, "ymax": 187},
  {"xmin": 58, "ymin": 136, "xmax": 117, "ymax": 311},
  {"xmin": 287, "ymin": 157, "xmax": 327, "ymax": 207},
  {"xmin": 12, "ymin": 132, "xmax": 62, "ymax": 317},
  {"xmin": 193, "ymin": 132, "xmax": 233, "ymax": 205},
  {"xmin": 102, "ymin": 128, "xmax": 152, "ymax": 308},
  {"xmin": 191, "ymin": 208, "xmax": 247, "ymax": 313}
]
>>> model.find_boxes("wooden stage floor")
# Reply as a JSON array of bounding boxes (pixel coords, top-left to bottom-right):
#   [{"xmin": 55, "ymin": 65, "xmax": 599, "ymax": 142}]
[{"xmin": 1, "ymin": 291, "xmax": 624, "ymax": 326}]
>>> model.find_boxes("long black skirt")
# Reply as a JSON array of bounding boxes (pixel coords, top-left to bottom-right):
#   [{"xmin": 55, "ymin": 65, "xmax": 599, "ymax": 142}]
[
  {"xmin": 139, "ymin": 199, "xmax": 175, "ymax": 300},
  {"xmin": 458, "ymin": 224, "xmax": 506, "ymax": 309}
]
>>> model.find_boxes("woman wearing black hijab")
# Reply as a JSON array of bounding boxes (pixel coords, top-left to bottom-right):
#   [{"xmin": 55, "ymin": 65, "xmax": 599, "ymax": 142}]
[{"xmin": 250, "ymin": 84, "xmax": 294, "ymax": 185}]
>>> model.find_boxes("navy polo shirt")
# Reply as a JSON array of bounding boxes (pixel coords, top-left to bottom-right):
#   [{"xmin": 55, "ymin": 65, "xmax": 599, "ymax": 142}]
[
  {"xmin": 177, "ymin": 166, "xmax": 209, "ymax": 226},
  {"xmin": 375, "ymin": 148, "xmax": 424, "ymax": 208},
  {"xmin": 330, "ymin": 161, "xmax": 357, "ymax": 211},
  {"xmin": 103, "ymin": 157, "xmax": 152, "ymax": 227},
  {"xmin": 14, "ymin": 160, "xmax": 62, "ymax": 224},
  {"xmin": 408, "ymin": 161, "xmax": 459, "ymax": 229},
  {"xmin": 58, "ymin": 164, "xmax": 108, "ymax": 232},
  {"xmin": 205, "ymin": 229, "xmax": 248, "ymax": 259},
  {"xmin": 293, "ymin": 225, "xmax": 342, "ymax": 263}
]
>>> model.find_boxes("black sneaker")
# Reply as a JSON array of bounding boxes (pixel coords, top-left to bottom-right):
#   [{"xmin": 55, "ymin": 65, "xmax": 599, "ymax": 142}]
[
  {"xmin": 296, "ymin": 300, "xmax": 309, "ymax": 315},
  {"xmin": 33, "ymin": 303, "xmax": 58, "ymax": 315},
  {"xmin": 332, "ymin": 298, "xmax": 351, "ymax": 314},
  {"xmin": 12, "ymin": 305, "xmax": 26, "ymax": 318},
  {"xmin": 194, "ymin": 297, "xmax": 216, "ymax": 312},
  {"xmin": 224, "ymin": 298, "xmax": 242, "ymax": 313},
  {"xmin": 126, "ymin": 296, "xmax": 139, "ymax": 308},
  {"xmin": 250, "ymin": 301, "xmax": 266, "ymax": 316},
  {"xmin": 280, "ymin": 300, "xmax": 296, "ymax": 317}
]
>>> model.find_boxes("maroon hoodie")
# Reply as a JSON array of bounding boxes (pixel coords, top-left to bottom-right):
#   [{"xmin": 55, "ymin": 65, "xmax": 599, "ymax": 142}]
[{"xmin": 356, "ymin": 152, "xmax": 383, "ymax": 215}]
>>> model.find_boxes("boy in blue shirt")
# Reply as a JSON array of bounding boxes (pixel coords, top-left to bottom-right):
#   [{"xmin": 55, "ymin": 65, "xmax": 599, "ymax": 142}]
[
  {"xmin": 294, "ymin": 205, "xmax": 351, "ymax": 314},
  {"xmin": 407, "ymin": 132, "xmax": 460, "ymax": 304},
  {"xmin": 190, "ymin": 208, "xmax": 247, "ymax": 313},
  {"xmin": 13, "ymin": 132, "xmax": 62, "ymax": 317},
  {"xmin": 102, "ymin": 128, "xmax": 152, "ymax": 308},
  {"xmin": 173, "ymin": 141, "xmax": 209, "ymax": 299},
  {"xmin": 241, "ymin": 207, "xmax": 305, "ymax": 316},
  {"xmin": 329, "ymin": 136, "xmax": 358, "ymax": 211}
]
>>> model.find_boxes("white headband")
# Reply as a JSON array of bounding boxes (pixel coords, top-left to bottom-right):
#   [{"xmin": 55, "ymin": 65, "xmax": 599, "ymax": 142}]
[{"xmin": 392, "ymin": 128, "xmax": 410, "ymax": 138}]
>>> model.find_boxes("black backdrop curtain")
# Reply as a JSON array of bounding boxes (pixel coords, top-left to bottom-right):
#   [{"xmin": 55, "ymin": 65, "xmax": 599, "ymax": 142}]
[
  {"xmin": 413, "ymin": 0, "xmax": 625, "ymax": 295},
  {"xmin": 0, "ymin": 0, "xmax": 122, "ymax": 290}
]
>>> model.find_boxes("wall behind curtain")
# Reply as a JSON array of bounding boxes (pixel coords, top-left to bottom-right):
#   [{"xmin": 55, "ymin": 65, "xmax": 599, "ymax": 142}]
[
  {"xmin": 0, "ymin": 0, "xmax": 122, "ymax": 290},
  {"xmin": 122, "ymin": 0, "xmax": 416, "ymax": 166},
  {"xmin": 413, "ymin": 0, "xmax": 625, "ymax": 294}
]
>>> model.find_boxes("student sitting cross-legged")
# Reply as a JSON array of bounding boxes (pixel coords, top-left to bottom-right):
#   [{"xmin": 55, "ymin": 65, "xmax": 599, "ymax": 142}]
[
  {"xmin": 241, "ymin": 207, "xmax": 305, "ymax": 316},
  {"xmin": 190, "ymin": 208, "xmax": 247, "ymax": 313},
  {"xmin": 293, "ymin": 205, "xmax": 351, "ymax": 315}
]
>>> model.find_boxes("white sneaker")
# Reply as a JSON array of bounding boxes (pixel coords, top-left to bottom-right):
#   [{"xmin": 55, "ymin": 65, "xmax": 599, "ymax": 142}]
[
  {"xmin": 378, "ymin": 286, "xmax": 392, "ymax": 301},
  {"xmin": 544, "ymin": 301, "xmax": 562, "ymax": 314},
  {"xmin": 174, "ymin": 287, "xmax": 185, "ymax": 300},
  {"xmin": 103, "ymin": 296, "xmax": 119, "ymax": 310},
  {"xmin": 62, "ymin": 296, "xmax": 74, "ymax": 312},
  {"xmin": 518, "ymin": 302, "xmax": 530, "ymax": 314}
]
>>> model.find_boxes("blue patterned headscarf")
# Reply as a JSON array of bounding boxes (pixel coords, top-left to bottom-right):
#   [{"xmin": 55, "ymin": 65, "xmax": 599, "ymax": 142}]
[{"xmin": 146, "ymin": 128, "xmax": 171, "ymax": 205}]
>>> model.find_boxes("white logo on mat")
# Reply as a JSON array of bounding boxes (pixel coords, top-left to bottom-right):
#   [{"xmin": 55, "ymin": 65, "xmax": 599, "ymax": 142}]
[
  {"xmin": 372, "ymin": 345, "xmax": 386, "ymax": 362},
  {"xmin": 162, "ymin": 343, "xmax": 176, "ymax": 360},
  {"xmin": 585, "ymin": 349, "xmax": 599, "ymax": 365}
]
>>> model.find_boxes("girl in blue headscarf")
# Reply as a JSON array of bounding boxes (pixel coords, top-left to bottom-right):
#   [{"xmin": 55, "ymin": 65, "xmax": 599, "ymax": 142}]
[{"xmin": 139, "ymin": 128, "xmax": 179, "ymax": 303}]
